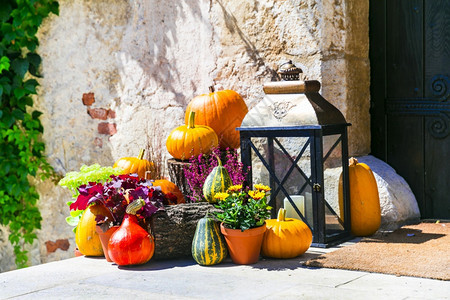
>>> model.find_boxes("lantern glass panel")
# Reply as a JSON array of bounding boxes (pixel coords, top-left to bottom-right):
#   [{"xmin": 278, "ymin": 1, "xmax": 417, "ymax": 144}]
[
  {"xmin": 248, "ymin": 135, "xmax": 314, "ymax": 227},
  {"xmin": 322, "ymin": 134, "xmax": 345, "ymax": 239}
]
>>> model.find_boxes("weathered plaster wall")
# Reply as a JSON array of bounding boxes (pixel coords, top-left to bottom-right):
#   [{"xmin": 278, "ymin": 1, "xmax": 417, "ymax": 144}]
[{"xmin": 0, "ymin": 0, "xmax": 372, "ymax": 271}]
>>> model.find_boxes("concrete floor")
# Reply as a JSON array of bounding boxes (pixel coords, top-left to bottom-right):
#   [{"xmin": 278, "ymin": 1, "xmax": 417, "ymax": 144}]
[{"xmin": 1, "ymin": 247, "xmax": 449, "ymax": 300}]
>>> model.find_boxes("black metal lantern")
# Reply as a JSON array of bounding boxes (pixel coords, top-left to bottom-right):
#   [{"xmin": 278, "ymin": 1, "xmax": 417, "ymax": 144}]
[{"xmin": 237, "ymin": 61, "xmax": 352, "ymax": 247}]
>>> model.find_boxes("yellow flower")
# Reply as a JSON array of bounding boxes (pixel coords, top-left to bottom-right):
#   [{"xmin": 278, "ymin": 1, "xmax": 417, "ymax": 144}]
[
  {"xmin": 227, "ymin": 185, "xmax": 242, "ymax": 193},
  {"xmin": 254, "ymin": 184, "xmax": 271, "ymax": 192},
  {"xmin": 248, "ymin": 190, "xmax": 265, "ymax": 200},
  {"xmin": 214, "ymin": 192, "xmax": 230, "ymax": 201}
]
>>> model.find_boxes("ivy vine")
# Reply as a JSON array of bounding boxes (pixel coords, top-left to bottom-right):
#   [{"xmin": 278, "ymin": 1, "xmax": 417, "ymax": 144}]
[{"xmin": 0, "ymin": 0, "xmax": 58, "ymax": 268}]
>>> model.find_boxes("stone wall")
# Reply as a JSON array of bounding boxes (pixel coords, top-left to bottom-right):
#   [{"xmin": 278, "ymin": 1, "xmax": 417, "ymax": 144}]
[{"xmin": 0, "ymin": 0, "xmax": 372, "ymax": 271}]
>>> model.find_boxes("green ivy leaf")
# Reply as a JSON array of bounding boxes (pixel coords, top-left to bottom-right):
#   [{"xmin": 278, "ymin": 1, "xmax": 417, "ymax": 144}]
[
  {"xmin": 13, "ymin": 87, "xmax": 25, "ymax": 100},
  {"xmin": 10, "ymin": 58, "xmax": 29, "ymax": 78},
  {"xmin": 0, "ymin": 56, "xmax": 10, "ymax": 73},
  {"xmin": 1, "ymin": 0, "xmax": 59, "ymax": 269},
  {"xmin": 0, "ymin": 3, "xmax": 12, "ymax": 23}
]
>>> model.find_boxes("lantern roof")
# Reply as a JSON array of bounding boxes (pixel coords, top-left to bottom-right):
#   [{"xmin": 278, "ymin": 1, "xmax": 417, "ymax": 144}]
[{"xmin": 240, "ymin": 62, "xmax": 348, "ymax": 128}]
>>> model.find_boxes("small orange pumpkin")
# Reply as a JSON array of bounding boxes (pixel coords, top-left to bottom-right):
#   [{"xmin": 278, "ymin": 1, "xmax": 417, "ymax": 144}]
[
  {"xmin": 166, "ymin": 111, "xmax": 218, "ymax": 160},
  {"xmin": 261, "ymin": 208, "xmax": 312, "ymax": 259},
  {"xmin": 152, "ymin": 179, "xmax": 185, "ymax": 204},
  {"xmin": 339, "ymin": 157, "xmax": 381, "ymax": 237},
  {"xmin": 185, "ymin": 86, "xmax": 248, "ymax": 149},
  {"xmin": 113, "ymin": 149, "xmax": 154, "ymax": 179},
  {"xmin": 75, "ymin": 207, "xmax": 104, "ymax": 256}
]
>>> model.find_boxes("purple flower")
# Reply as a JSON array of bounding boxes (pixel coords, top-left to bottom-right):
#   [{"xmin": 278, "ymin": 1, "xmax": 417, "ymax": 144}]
[{"xmin": 183, "ymin": 147, "xmax": 249, "ymax": 202}]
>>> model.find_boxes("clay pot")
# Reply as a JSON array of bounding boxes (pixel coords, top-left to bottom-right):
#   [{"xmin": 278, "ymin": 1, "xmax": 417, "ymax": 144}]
[
  {"xmin": 74, "ymin": 248, "xmax": 83, "ymax": 257},
  {"xmin": 220, "ymin": 223, "xmax": 266, "ymax": 265},
  {"xmin": 95, "ymin": 225, "xmax": 119, "ymax": 262}
]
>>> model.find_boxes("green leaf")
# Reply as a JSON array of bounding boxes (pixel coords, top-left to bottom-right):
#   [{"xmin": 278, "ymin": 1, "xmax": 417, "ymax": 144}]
[
  {"xmin": 12, "ymin": 108, "xmax": 24, "ymax": 120},
  {"xmin": 13, "ymin": 87, "xmax": 25, "ymax": 99},
  {"xmin": 66, "ymin": 216, "xmax": 80, "ymax": 227},
  {"xmin": 26, "ymin": 53, "xmax": 41, "ymax": 68},
  {"xmin": 11, "ymin": 58, "xmax": 29, "ymax": 78},
  {"xmin": 23, "ymin": 79, "xmax": 37, "ymax": 94},
  {"xmin": 0, "ymin": 3, "xmax": 12, "ymax": 23},
  {"xmin": 0, "ymin": 56, "xmax": 10, "ymax": 73},
  {"xmin": 31, "ymin": 110, "xmax": 42, "ymax": 119}
]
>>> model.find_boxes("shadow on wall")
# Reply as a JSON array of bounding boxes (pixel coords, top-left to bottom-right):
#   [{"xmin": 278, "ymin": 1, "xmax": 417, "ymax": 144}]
[
  {"xmin": 114, "ymin": 0, "xmax": 208, "ymax": 107},
  {"xmin": 216, "ymin": 0, "xmax": 278, "ymax": 82}
]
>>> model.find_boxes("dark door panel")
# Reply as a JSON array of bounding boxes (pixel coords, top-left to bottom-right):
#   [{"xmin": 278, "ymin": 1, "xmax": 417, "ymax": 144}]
[
  {"xmin": 424, "ymin": 115, "xmax": 450, "ymax": 219},
  {"xmin": 370, "ymin": 0, "xmax": 450, "ymax": 219},
  {"xmin": 386, "ymin": 0, "xmax": 423, "ymax": 98},
  {"xmin": 386, "ymin": 114, "xmax": 425, "ymax": 211}
]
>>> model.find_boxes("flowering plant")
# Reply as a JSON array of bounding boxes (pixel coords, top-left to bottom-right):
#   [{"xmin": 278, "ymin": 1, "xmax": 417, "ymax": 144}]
[
  {"xmin": 212, "ymin": 184, "xmax": 272, "ymax": 231},
  {"xmin": 69, "ymin": 174, "xmax": 177, "ymax": 228},
  {"xmin": 184, "ymin": 147, "xmax": 249, "ymax": 202}
]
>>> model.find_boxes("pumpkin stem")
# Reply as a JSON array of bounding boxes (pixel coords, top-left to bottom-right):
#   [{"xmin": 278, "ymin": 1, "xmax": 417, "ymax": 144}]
[
  {"xmin": 349, "ymin": 157, "xmax": 359, "ymax": 166},
  {"xmin": 187, "ymin": 111, "xmax": 196, "ymax": 129},
  {"xmin": 137, "ymin": 149, "xmax": 145, "ymax": 160},
  {"xmin": 277, "ymin": 208, "xmax": 286, "ymax": 222},
  {"xmin": 209, "ymin": 86, "xmax": 215, "ymax": 93}
]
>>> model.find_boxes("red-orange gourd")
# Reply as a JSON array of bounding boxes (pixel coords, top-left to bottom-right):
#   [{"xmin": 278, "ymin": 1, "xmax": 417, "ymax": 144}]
[
  {"xmin": 108, "ymin": 199, "xmax": 155, "ymax": 266},
  {"xmin": 339, "ymin": 157, "xmax": 381, "ymax": 237},
  {"xmin": 166, "ymin": 111, "xmax": 218, "ymax": 160},
  {"xmin": 261, "ymin": 208, "xmax": 312, "ymax": 258},
  {"xmin": 113, "ymin": 149, "xmax": 154, "ymax": 179},
  {"xmin": 185, "ymin": 86, "xmax": 248, "ymax": 150},
  {"xmin": 75, "ymin": 207, "xmax": 104, "ymax": 256},
  {"xmin": 152, "ymin": 179, "xmax": 185, "ymax": 204}
]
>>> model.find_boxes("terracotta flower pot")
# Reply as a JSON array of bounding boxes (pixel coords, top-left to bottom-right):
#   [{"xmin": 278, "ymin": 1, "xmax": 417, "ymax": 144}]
[
  {"xmin": 95, "ymin": 225, "xmax": 119, "ymax": 262},
  {"xmin": 74, "ymin": 247, "xmax": 83, "ymax": 257},
  {"xmin": 220, "ymin": 223, "xmax": 266, "ymax": 265}
]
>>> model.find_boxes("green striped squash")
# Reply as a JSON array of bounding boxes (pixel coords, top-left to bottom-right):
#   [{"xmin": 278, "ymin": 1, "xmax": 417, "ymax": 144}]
[
  {"xmin": 192, "ymin": 216, "xmax": 228, "ymax": 265},
  {"xmin": 203, "ymin": 155, "xmax": 232, "ymax": 203}
]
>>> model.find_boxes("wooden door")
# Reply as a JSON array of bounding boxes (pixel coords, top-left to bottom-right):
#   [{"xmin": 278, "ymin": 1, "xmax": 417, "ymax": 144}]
[{"xmin": 370, "ymin": 0, "xmax": 450, "ymax": 219}]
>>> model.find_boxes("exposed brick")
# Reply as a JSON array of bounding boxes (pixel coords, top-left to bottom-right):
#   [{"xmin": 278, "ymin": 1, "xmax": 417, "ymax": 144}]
[
  {"xmin": 82, "ymin": 92, "xmax": 95, "ymax": 106},
  {"xmin": 88, "ymin": 107, "xmax": 108, "ymax": 120},
  {"xmin": 45, "ymin": 241, "xmax": 57, "ymax": 253},
  {"xmin": 45, "ymin": 239, "xmax": 70, "ymax": 253},
  {"xmin": 98, "ymin": 122, "xmax": 117, "ymax": 135},
  {"xmin": 94, "ymin": 137, "xmax": 103, "ymax": 148},
  {"xmin": 107, "ymin": 109, "xmax": 116, "ymax": 119}
]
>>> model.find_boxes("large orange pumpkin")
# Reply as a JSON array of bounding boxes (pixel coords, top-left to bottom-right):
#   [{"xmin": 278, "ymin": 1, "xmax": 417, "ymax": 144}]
[
  {"xmin": 113, "ymin": 149, "xmax": 154, "ymax": 179},
  {"xmin": 166, "ymin": 111, "xmax": 218, "ymax": 160},
  {"xmin": 75, "ymin": 207, "xmax": 104, "ymax": 256},
  {"xmin": 185, "ymin": 86, "xmax": 248, "ymax": 149},
  {"xmin": 152, "ymin": 179, "xmax": 185, "ymax": 204},
  {"xmin": 261, "ymin": 208, "xmax": 312, "ymax": 258},
  {"xmin": 339, "ymin": 157, "xmax": 381, "ymax": 236}
]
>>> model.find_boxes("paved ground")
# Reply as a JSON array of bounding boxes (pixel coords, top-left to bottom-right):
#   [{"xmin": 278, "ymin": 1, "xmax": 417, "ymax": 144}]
[{"xmin": 1, "ymin": 246, "xmax": 449, "ymax": 300}]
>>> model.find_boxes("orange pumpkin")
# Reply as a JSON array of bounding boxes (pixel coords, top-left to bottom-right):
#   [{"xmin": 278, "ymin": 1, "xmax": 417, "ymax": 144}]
[
  {"xmin": 261, "ymin": 208, "xmax": 312, "ymax": 258},
  {"xmin": 113, "ymin": 149, "xmax": 154, "ymax": 179},
  {"xmin": 152, "ymin": 179, "xmax": 185, "ymax": 204},
  {"xmin": 185, "ymin": 86, "xmax": 248, "ymax": 149},
  {"xmin": 75, "ymin": 207, "xmax": 104, "ymax": 256},
  {"xmin": 166, "ymin": 111, "xmax": 218, "ymax": 160},
  {"xmin": 339, "ymin": 157, "xmax": 381, "ymax": 236}
]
